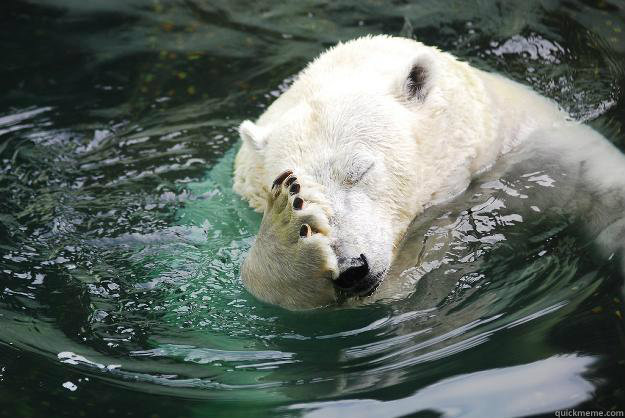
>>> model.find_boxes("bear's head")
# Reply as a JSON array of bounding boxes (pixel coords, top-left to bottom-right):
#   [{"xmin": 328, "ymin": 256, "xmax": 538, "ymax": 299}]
[{"xmin": 234, "ymin": 36, "xmax": 492, "ymax": 309}]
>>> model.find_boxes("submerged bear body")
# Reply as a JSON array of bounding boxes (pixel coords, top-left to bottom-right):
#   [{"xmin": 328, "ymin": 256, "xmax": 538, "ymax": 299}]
[{"xmin": 233, "ymin": 35, "xmax": 625, "ymax": 309}]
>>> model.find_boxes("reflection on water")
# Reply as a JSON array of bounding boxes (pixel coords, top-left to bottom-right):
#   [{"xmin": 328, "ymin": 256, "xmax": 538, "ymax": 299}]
[
  {"xmin": 296, "ymin": 354, "xmax": 597, "ymax": 418},
  {"xmin": 1, "ymin": 0, "xmax": 625, "ymax": 417}
]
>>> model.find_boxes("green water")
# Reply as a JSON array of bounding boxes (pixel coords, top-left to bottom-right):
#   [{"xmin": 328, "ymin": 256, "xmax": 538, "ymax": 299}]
[{"xmin": 1, "ymin": 1, "xmax": 625, "ymax": 417}]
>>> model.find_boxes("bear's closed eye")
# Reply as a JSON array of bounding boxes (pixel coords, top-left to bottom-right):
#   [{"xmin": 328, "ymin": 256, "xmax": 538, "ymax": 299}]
[{"xmin": 344, "ymin": 158, "xmax": 375, "ymax": 186}]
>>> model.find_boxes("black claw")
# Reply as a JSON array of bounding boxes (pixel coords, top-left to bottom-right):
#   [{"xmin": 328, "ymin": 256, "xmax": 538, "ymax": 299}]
[
  {"xmin": 293, "ymin": 197, "xmax": 303, "ymax": 210},
  {"xmin": 285, "ymin": 176, "xmax": 297, "ymax": 187},
  {"xmin": 299, "ymin": 224, "xmax": 311, "ymax": 237},
  {"xmin": 272, "ymin": 170, "xmax": 293, "ymax": 189},
  {"xmin": 289, "ymin": 183, "xmax": 300, "ymax": 195}
]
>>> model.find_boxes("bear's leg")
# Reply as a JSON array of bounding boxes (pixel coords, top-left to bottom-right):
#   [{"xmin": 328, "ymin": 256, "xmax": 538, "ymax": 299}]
[
  {"xmin": 268, "ymin": 170, "xmax": 333, "ymax": 237},
  {"xmin": 240, "ymin": 170, "xmax": 340, "ymax": 307}
]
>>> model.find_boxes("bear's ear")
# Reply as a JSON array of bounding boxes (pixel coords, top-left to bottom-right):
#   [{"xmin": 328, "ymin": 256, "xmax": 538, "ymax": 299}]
[
  {"xmin": 239, "ymin": 120, "xmax": 267, "ymax": 151},
  {"xmin": 403, "ymin": 58, "xmax": 431, "ymax": 102}
]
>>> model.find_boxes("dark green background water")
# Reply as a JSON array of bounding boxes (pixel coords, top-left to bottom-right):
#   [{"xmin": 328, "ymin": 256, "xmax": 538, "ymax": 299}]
[{"xmin": 2, "ymin": 1, "xmax": 625, "ymax": 417}]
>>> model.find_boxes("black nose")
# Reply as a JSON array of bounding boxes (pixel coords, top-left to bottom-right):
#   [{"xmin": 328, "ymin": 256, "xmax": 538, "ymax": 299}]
[{"xmin": 335, "ymin": 254, "xmax": 369, "ymax": 290}]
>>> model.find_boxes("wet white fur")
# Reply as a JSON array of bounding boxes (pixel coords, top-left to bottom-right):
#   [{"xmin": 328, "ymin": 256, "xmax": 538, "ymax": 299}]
[{"xmin": 233, "ymin": 35, "xmax": 624, "ymax": 309}]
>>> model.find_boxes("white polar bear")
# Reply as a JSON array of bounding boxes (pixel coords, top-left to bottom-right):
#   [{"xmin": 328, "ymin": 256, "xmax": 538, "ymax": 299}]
[{"xmin": 233, "ymin": 35, "xmax": 625, "ymax": 309}]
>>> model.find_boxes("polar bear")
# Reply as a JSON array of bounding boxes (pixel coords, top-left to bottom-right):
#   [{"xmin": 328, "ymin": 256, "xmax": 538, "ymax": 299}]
[{"xmin": 233, "ymin": 35, "xmax": 625, "ymax": 309}]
